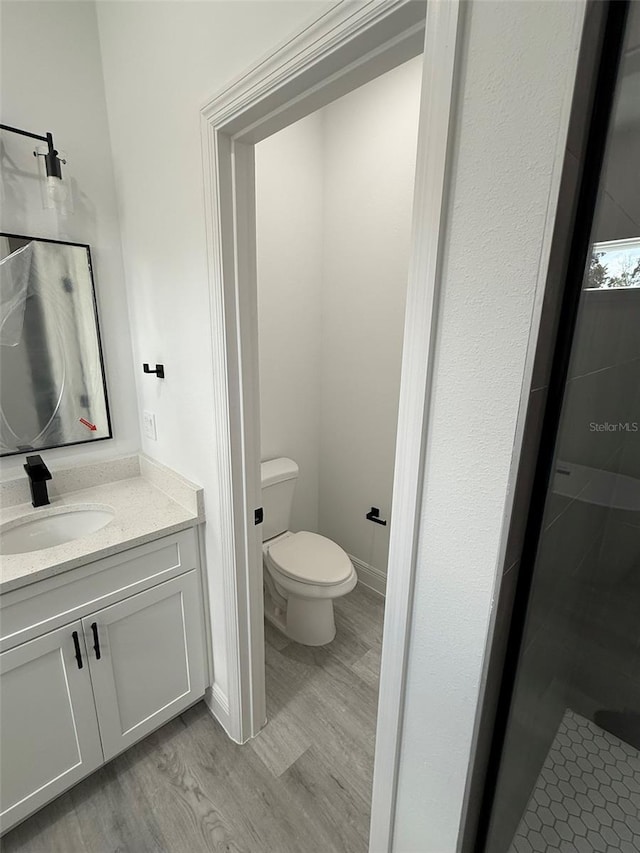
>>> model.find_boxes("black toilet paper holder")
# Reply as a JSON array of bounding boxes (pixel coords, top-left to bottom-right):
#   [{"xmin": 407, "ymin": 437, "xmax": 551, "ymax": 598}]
[
  {"xmin": 366, "ymin": 507, "xmax": 387, "ymax": 526},
  {"xmin": 143, "ymin": 363, "xmax": 165, "ymax": 379}
]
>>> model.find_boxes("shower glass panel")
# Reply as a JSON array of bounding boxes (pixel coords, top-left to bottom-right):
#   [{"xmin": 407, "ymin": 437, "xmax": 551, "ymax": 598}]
[{"xmin": 485, "ymin": 4, "xmax": 640, "ymax": 851}]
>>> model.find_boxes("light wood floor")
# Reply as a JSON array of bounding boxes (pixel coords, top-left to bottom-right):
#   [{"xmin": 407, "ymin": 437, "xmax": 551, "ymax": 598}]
[{"xmin": 3, "ymin": 584, "xmax": 384, "ymax": 853}]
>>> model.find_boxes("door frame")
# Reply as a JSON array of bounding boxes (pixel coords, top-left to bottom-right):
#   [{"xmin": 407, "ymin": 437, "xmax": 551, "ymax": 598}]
[{"xmin": 200, "ymin": 0, "xmax": 462, "ymax": 848}]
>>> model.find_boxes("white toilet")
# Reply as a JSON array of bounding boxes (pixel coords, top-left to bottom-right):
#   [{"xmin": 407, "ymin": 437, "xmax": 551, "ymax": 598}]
[{"xmin": 261, "ymin": 457, "xmax": 357, "ymax": 646}]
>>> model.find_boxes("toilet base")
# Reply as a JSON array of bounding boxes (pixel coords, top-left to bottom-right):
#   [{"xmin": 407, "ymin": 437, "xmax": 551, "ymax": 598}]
[
  {"xmin": 288, "ymin": 595, "xmax": 336, "ymax": 646},
  {"xmin": 263, "ymin": 589, "xmax": 287, "ymax": 634},
  {"xmin": 264, "ymin": 587, "xmax": 336, "ymax": 646}
]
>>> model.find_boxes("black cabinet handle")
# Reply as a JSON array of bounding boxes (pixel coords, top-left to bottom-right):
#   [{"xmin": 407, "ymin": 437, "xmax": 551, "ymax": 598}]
[
  {"xmin": 91, "ymin": 622, "xmax": 101, "ymax": 660},
  {"xmin": 72, "ymin": 631, "xmax": 83, "ymax": 669}
]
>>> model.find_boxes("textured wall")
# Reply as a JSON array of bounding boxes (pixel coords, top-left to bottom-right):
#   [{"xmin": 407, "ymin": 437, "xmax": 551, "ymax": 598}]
[{"xmin": 393, "ymin": 2, "xmax": 586, "ymax": 849}]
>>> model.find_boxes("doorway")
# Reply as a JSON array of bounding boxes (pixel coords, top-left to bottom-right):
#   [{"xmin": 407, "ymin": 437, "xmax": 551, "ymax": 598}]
[
  {"xmin": 249, "ymin": 55, "xmax": 423, "ymax": 848},
  {"xmin": 200, "ymin": 2, "xmax": 461, "ymax": 848}
]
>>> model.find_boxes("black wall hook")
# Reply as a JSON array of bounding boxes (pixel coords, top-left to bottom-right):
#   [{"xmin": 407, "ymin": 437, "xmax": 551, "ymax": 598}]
[
  {"xmin": 143, "ymin": 363, "xmax": 165, "ymax": 379},
  {"xmin": 366, "ymin": 506, "xmax": 387, "ymax": 526}
]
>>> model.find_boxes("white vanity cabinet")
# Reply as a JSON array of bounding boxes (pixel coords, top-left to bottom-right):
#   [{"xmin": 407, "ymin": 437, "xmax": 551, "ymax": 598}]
[
  {"xmin": 0, "ymin": 621, "xmax": 103, "ymax": 832},
  {"xmin": 84, "ymin": 570, "xmax": 205, "ymax": 760},
  {"xmin": 0, "ymin": 529, "xmax": 207, "ymax": 834}
]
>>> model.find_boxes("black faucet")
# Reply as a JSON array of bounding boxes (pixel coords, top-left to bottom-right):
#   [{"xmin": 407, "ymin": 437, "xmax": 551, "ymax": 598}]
[{"xmin": 24, "ymin": 455, "xmax": 52, "ymax": 508}]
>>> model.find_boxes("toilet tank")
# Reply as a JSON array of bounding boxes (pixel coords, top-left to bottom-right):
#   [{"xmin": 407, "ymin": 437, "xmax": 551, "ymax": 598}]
[{"xmin": 260, "ymin": 457, "xmax": 298, "ymax": 541}]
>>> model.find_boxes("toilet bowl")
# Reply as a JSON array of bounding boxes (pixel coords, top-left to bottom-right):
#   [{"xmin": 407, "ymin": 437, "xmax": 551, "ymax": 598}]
[
  {"xmin": 261, "ymin": 458, "xmax": 357, "ymax": 646},
  {"xmin": 263, "ymin": 530, "xmax": 357, "ymax": 645}
]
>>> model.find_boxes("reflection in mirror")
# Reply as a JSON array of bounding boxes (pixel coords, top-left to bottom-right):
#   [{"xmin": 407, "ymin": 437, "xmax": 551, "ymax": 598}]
[
  {"xmin": 586, "ymin": 237, "xmax": 640, "ymax": 289},
  {"xmin": 0, "ymin": 234, "xmax": 111, "ymax": 456}
]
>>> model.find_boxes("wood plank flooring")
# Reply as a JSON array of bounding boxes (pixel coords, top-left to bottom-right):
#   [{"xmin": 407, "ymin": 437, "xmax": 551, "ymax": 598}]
[{"xmin": 3, "ymin": 584, "xmax": 384, "ymax": 853}]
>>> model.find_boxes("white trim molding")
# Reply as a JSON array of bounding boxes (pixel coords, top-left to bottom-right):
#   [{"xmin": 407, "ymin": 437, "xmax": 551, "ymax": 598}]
[
  {"xmin": 369, "ymin": 2, "xmax": 463, "ymax": 849},
  {"xmin": 200, "ymin": 0, "xmax": 463, "ymax": 845},
  {"xmin": 351, "ymin": 555, "xmax": 387, "ymax": 597},
  {"xmin": 204, "ymin": 683, "xmax": 233, "ymax": 739}
]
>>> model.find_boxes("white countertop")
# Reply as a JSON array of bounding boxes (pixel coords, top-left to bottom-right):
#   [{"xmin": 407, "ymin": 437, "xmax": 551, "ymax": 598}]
[{"xmin": 0, "ymin": 456, "xmax": 204, "ymax": 594}]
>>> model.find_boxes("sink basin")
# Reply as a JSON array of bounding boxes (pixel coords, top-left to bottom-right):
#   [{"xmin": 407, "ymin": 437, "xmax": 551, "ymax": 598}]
[{"xmin": 0, "ymin": 504, "xmax": 115, "ymax": 555}]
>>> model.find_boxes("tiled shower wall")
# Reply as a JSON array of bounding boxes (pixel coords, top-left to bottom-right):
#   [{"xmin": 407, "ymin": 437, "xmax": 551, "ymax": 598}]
[{"xmin": 496, "ymin": 287, "xmax": 640, "ymax": 849}]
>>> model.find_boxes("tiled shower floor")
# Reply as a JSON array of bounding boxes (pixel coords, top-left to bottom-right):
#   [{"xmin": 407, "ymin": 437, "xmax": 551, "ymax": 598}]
[{"xmin": 509, "ymin": 709, "xmax": 640, "ymax": 853}]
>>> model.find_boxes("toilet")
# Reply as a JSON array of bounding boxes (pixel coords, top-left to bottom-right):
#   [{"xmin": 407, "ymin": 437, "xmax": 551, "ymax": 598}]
[{"xmin": 261, "ymin": 457, "xmax": 357, "ymax": 646}]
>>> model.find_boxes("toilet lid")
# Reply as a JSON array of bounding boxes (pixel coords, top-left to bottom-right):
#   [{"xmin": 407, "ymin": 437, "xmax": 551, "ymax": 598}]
[{"xmin": 267, "ymin": 532, "xmax": 353, "ymax": 585}]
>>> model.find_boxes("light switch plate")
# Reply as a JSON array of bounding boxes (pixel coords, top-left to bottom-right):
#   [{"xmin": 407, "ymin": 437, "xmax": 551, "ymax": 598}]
[{"xmin": 143, "ymin": 411, "xmax": 157, "ymax": 441}]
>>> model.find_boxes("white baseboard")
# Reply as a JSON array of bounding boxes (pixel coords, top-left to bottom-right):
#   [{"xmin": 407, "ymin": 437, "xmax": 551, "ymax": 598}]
[
  {"xmin": 204, "ymin": 683, "xmax": 239, "ymax": 741},
  {"xmin": 350, "ymin": 554, "xmax": 386, "ymax": 597}
]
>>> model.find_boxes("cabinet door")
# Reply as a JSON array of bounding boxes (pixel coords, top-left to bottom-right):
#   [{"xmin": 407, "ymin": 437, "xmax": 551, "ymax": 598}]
[
  {"xmin": 84, "ymin": 570, "xmax": 205, "ymax": 761},
  {"xmin": 0, "ymin": 622, "xmax": 103, "ymax": 833}
]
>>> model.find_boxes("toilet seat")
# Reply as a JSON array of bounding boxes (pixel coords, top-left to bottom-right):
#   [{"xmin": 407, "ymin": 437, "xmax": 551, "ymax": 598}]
[{"xmin": 266, "ymin": 531, "xmax": 353, "ymax": 586}]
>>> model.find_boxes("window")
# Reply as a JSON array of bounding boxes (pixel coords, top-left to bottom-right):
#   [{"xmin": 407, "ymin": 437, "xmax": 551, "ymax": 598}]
[{"xmin": 586, "ymin": 236, "xmax": 640, "ymax": 289}]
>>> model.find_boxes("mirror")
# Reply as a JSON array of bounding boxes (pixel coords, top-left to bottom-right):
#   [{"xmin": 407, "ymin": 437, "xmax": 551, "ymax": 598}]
[{"xmin": 0, "ymin": 233, "xmax": 111, "ymax": 456}]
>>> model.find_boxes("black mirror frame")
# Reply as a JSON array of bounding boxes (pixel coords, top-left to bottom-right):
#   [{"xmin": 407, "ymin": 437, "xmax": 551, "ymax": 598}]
[{"xmin": 0, "ymin": 231, "xmax": 113, "ymax": 457}]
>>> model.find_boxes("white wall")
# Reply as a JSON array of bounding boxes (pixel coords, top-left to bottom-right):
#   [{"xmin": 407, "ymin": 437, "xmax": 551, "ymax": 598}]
[
  {"xmin": 0, "ymin": 1, "xmax": 139, "ymax": 476},
  {"xmin": 255, "ymin": 58, "xmax": 422, "ymax": 577},
  {"xmin": 96, "ymin": 0, "xmax": 330, "ymax": 709},
  {"xmin": 392, "ymin": 2, "xmax": 586, "ymax": 850},
  {"xmin": 255, "ymin": 112, "xmax": 324, "ymax": 535},
  {"xmin": 319, "ymin": 57, "xmax": 421, "ymax": 575}
]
